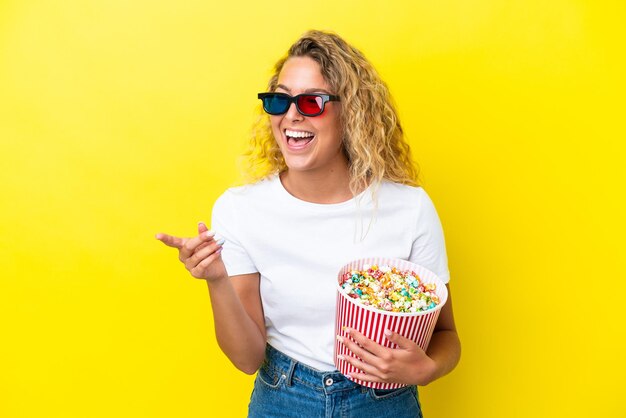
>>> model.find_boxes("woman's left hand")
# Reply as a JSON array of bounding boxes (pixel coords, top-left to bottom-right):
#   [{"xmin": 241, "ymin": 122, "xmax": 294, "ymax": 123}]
[{"xmin": 338, "ymin": 327, "xmax": 438, "ymax": 386}]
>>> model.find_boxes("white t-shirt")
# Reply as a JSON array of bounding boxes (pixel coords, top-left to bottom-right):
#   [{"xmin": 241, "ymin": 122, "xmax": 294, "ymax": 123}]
[{"xmin": 210, "ymin": 174, "xmax": 450, "ymax": 371}]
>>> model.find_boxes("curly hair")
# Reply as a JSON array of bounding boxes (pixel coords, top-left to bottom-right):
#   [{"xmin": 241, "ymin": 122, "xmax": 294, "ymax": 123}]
[{"xmin": 242, "ymin": 30, "xmax": 419, "ymax": 199}]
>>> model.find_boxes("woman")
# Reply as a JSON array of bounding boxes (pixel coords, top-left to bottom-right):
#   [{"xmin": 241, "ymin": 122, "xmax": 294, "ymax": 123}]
[{"xmin": 156, "ymin": 30, "xmax": 460, "ymax": 417}]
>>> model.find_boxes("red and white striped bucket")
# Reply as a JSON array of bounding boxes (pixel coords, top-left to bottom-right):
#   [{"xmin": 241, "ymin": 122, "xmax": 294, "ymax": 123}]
[{"xmin": 334, "ymin": 257, "xmax": 448, "ymax": 389}]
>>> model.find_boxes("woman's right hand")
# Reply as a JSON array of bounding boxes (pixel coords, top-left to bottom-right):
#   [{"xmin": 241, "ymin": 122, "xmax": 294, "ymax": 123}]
[{"xmin": 155, "ymin": 222, "xmax": 228, "ymax": 282}]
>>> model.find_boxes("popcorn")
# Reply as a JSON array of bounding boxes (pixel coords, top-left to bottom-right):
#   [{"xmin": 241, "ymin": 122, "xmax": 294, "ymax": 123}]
[{"xmin": 339, "ymin": 264, "xmax": 440, "ymax": 313}]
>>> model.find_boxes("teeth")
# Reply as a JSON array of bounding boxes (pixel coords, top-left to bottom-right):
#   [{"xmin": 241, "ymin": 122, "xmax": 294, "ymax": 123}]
[{"xmin": 285, "ymin": 129, "xmax": 314, "ymax": 138}]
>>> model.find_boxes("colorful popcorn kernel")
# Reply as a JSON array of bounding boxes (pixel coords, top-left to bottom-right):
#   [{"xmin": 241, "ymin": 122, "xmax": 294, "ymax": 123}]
[{"xmin": 339, "ymin": 265, "xmax": 440, "ymax": 313}]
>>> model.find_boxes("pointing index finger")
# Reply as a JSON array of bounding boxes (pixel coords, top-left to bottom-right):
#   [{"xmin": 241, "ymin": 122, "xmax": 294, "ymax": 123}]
[{"xmin": 155, "ymin": 233, "xmax": 185, "ymax": 249}]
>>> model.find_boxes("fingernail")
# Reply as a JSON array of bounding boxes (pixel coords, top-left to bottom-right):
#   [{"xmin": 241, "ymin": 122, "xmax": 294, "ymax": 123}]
[
  {"xmin": 345, "ymin": 374, "xmax": 353, "ymax": 379},
  {"xmin": 342, "ymin": 326, "xmax": 351, "ymax": 334},
  {"xmin": 206, "ymin": 230, "xmax": 215, "ymax": 238},
  {"xmin": 337, "ymin": 355, "xmax": 345, "ymax": 360},
  {"xmin": 384, "ymin": 329, "xmax": 392, "ymax": 337},
  {"xmin": 216, "ymin": 238, "xmax": 225, "ymax": 246},
  {"xmin": 198, "ymin": 221, "xmax": 206, "ymax": 226},
  {"xmin": 336, "ymin": 335, "xmax": 344, "ymax": 343}
]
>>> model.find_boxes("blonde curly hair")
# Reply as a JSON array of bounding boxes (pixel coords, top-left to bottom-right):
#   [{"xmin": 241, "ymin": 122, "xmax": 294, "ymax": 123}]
[{"xmin": 243, "ymin": 29, "xmax": 419, "ymax": 198}]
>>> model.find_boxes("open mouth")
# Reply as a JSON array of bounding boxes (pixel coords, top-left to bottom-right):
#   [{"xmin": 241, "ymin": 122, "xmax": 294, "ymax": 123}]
[{"xmin": 285, "ymin": 129, "xmax": 315, "ymax": 149}]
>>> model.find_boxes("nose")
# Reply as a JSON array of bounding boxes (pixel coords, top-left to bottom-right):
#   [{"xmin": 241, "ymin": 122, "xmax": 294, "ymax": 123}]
[{"xmin": 285, "ymin": 101, "xmax": 303, "ymax": 121}]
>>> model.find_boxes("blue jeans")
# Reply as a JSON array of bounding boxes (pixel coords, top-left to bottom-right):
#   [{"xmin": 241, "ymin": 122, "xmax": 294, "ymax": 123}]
[{"xmin": 248, "ymin": 344, "xmax": 423, "ymax": 418}]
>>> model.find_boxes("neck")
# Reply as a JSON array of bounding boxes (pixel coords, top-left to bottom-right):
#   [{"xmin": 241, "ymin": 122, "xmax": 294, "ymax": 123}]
[{"xmin": 279, "ymin": 164, "xmax": 356, "ymax": 204}]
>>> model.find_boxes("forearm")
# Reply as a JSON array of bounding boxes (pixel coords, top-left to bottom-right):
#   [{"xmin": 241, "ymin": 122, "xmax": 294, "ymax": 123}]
[
  {"xmin": 206, "ymin": 277, "xmax": 266, "ymax": 374},
  {"xmin": 424, "ymin": 329, "xmax": 461, "ymax": 383}
]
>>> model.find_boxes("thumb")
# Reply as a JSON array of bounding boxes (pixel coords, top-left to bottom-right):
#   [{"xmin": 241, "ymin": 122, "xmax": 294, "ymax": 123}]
[
  {"xmin": 194, "ymin": 222, "xmax": 213, "ymax": 253},
  {"xmin": 384, "ymin": 329, "xmax": 418, "ymax": 351},
  {"xmin": 198, "ymin": 222, "xmax": 209, "ymax": 234}
]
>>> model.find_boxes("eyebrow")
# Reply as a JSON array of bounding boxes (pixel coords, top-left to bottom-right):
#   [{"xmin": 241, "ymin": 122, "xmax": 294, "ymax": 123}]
[{"xmin": 276, "ymin": 84, "xmax": 332, "ymax": 94}]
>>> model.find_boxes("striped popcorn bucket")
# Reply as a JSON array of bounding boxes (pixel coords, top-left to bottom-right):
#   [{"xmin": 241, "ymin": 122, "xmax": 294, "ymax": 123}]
[{"xmin": 334, "ymin": 257, "xmax": 448, "ymax": 389}]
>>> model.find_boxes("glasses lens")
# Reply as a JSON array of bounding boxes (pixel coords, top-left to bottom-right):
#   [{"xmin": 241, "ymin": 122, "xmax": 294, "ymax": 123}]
[
  {"xmin": 263, "ymin": 94, "xmax": 290, "ymax": 114},
  {"xmin": 297, "ymin": 95, "xmax": 324, "ymax": 116}
]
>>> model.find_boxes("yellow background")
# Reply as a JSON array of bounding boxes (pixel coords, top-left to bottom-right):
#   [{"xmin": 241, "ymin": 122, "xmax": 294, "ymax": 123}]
[{"xmin": 1, "ymin": 1, "xmax": 624, "ymax": 417}]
